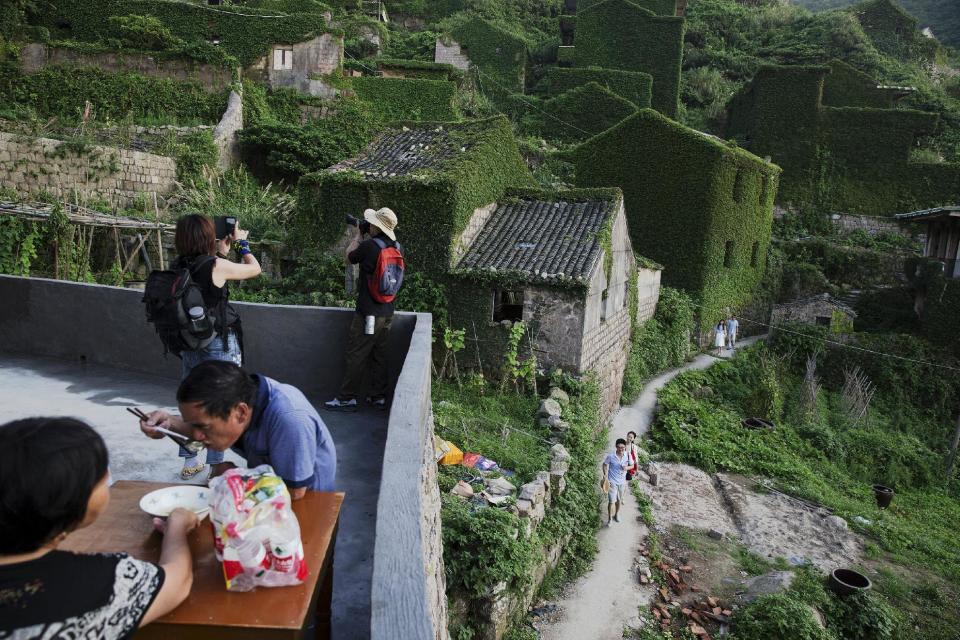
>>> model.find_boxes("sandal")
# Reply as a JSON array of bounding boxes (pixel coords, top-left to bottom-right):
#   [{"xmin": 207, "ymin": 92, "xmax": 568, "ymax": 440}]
[{"xmin": 180, "ymin": 462, "xmax": 206, "ymax": 480}]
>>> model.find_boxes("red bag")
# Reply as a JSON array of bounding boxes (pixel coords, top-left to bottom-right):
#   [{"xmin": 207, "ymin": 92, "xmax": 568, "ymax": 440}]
[{"xmin": 368, "ymin": 238, "xmax": 405, "ymax": 304}]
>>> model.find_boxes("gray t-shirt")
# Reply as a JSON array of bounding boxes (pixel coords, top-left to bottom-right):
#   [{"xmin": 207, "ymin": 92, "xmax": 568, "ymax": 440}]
[{"xmin": 604, "ymin": 452, "xmax": 630, "ymax": 486}]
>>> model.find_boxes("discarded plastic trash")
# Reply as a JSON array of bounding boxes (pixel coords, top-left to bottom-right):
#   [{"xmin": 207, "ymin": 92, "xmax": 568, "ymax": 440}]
[{"xmin": 439, "ymin": 440, "xmax": 464, "ymax": 466}]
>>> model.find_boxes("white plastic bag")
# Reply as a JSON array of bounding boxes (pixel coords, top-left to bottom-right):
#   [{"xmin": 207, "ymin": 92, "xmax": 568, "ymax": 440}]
[{"xmin": 208, "ymin": 465, "xmax": 308, "ymax": 592}]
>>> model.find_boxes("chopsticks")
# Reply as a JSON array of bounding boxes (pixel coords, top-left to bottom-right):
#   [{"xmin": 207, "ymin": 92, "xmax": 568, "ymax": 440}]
[{"xmin": 126, "ymin": 407, "xmax": 190, "ymax": 442}]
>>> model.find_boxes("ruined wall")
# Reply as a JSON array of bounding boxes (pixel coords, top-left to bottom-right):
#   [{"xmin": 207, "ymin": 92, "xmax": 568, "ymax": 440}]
[
  {"xmin": 0, "ymin": 132, "xmax": 177, "ymax": 207},
  {"xmin": 636, "ymin": 267, "xmax": 661, "ymax": 322},
  {"xmin": 213, "ymin": 89, "xmax": 244, "ymax": 170},
  {"xmin": 20, "ymin": 43, "xmax": 234, "ymax": 91},
  {"xmin": 249, "ymin": 33, "xmax": 343, "ymax": 95},
  {"xmin": 524, "ymin": 286, "xmax": 585, "ymax": 372},
  {"xmin": 434, "ymin": 39, "xmax": 471, "ymax": 71},
  {"xmin": 830, "ymin": 212, "xmax": 906, "ymax": 236}
]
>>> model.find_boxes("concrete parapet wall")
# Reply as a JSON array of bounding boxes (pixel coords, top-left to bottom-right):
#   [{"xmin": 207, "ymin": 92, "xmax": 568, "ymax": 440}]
[
  {"xmin": 20, "ymin": 43, "xmax": 234, "ymax": 91},
  {"xmin": 0, "ymin": 132, "xmax": 178, "ymax": 207},
  {"xmin": 636, "ymin": 267, "xmax": 661, "ymax": 322}
]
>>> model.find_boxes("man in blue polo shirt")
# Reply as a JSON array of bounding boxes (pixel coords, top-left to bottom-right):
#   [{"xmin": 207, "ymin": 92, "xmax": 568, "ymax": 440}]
[{"xmin": 139, "ymin": 361, "xmax": 336, "ymax": 497}]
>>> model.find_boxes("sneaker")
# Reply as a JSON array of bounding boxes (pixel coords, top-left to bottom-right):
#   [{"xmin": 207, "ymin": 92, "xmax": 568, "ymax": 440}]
[
  {"xmin": 613, "ymin": 514, "xmax": 620, "ymax": 523},
  {"xmin": 366, "ymin": 395, "xmax": 387, "ymax": 409},
  {"xmin": 324, "ymin": 397, "xmax": 358, "ymax": 412},
  {"xmin": 605, "ymin": 520, "xmax": 612, "ymax": 528}
]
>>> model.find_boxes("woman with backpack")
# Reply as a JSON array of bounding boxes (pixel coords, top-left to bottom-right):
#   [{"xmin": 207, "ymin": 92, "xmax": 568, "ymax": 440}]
[{"xmin": 170, "ymin": 214, "xmax": 261, "ymax": 479}]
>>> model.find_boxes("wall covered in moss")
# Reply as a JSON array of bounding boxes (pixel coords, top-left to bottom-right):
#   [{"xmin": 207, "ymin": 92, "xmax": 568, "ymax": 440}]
[
  {"xmin": 573, "ymin": 108, "xmax": 780, "ymax": 325},
  {"xmin": 535, "ymin": 82, "xmax": 638, "ymax": 142},
  {"xmin": 821, "ymin": 59, "xmax": 896, "ymax": 109},
  {"xmin": 726, "ymin": 63, "xmax": 960, "ymax": 215},
  {"xmin": 447, "ymin": 16, "xmax": 527, "ymax": 98},
  {"xmin": 546, "ymin": 67, "xmax": 652, "ymax": 109},
  {"xmin": 36, "ymin": 0, "xmax": 331, "ymax": 67},
  {"xmin": 351, "ymin": 76, "xmax": 457, "ymax": 121},
  {"xmin": 572, "ymin": 0, "xmax": 684, "ymax": 117},
  {"xmin": 296, "ymin": 116, "xmax": 536, "ymax": 276}
]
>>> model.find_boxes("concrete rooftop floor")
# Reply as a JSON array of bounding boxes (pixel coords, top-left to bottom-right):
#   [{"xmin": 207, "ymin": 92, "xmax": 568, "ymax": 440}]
[{"xmin": 0, "ymin": 353, "xmax": 386, "ymax": 640}]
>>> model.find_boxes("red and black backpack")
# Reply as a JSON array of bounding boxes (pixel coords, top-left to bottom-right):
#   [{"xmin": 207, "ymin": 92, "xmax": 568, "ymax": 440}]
[{"xmin": 368, "ymin": 238, "xmax": 405, "ymax": 304}]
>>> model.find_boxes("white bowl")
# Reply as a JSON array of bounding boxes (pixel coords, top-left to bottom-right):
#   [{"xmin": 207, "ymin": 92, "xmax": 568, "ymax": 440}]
[{"xmin": 139, "ymin": 486, "xmax": 210, "ymax": 520}]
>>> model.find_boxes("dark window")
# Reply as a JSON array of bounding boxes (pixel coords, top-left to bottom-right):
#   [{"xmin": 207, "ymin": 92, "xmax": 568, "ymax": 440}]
[
  {"xmin": 750, "ymin": 241, "xmax": 760, "ymax": 267},
  {"xmin": 723, "ymin": 241, "xmax": 734, "ymax": 268},
  {"xmin": 759, "ymin": 176, "xmax": 767, "ymax": 205},
  {"xmin": 733, "ymin": 170, "xmax": 747, "ymax": 203},
  {"xmin": 492, "ymin": 289, "xmax": 524, "ymax": 323},
  {"xmin": 815, "ymin": 316, "xmax": 831, "ymax": 327}
]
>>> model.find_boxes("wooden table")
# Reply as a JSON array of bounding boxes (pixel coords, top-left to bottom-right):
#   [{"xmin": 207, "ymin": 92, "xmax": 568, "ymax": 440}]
[{"xmin": 62, "ymin": 481, "xmax": 344, "ymax": 640}]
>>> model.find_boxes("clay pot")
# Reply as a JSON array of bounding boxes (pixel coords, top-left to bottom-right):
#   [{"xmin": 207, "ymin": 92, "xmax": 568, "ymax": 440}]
[
  {"xmin": 829, "ymin": 568, "xmax": 872, "ymax": 597},
  {"xmin": 872, "ymin": 484, "xmax": 894, "ymax": 509}
]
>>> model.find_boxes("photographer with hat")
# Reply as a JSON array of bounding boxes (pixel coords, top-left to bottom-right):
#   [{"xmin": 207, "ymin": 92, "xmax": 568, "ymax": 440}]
[{"xmin": 325, "ymin": 207, "xmax": 403, "ymax": 412}]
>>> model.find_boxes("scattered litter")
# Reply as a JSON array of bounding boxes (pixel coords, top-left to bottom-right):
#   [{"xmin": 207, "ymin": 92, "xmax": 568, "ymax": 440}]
[{"xmin": 450, "ymin": 480, "xmax": 474, "ymax": 498}]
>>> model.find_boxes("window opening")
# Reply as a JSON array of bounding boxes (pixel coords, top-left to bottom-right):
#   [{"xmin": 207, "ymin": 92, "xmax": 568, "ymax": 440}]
[
  {"xmin": 750, "ymin": 241, "xmax": 760, "ymax": 267},
  {"xmin": 815, "ymin": 316, "xmax": 831, "ymax": 327},
  {"xmin": 273, "ymin": 47, "xmax": 294, "ymax": 71},
  {"xmin": 723, "ymin": 241, "xmax": 734, "ymax": 268},
  {"xmin": 492, "ymin": 289, "xmax": 524, "ymax": 323}
]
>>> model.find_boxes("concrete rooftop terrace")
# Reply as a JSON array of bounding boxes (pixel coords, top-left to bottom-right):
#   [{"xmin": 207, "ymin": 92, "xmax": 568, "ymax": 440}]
[
  {"xmin": 0, "ymin": 275, "xmax": 444, "ymax": 640},
  {"xmin": 0, "ymin": 353, "xmax": 385, "ymax": 640}
]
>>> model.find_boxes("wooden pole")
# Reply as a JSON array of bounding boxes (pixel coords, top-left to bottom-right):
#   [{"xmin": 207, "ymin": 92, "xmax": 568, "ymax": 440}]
[
  {"xmin": 122, "ymin": 233, "xmax": 147, "ymax": 274},
  {"xmin": 153, "ymin": 192, "xmax": 165, "ymax": 270}
]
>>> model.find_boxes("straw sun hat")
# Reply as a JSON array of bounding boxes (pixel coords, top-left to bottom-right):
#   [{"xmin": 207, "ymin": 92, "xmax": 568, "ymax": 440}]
[{"xmin": 362, "ymin": 207, "xmax": 398, "ymax": 241}]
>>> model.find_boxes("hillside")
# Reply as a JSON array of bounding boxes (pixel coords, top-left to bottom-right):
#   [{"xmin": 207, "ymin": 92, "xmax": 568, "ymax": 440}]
[{"xmin": 790, "ymin": 0, "xmax": 960, "ymax": 47}]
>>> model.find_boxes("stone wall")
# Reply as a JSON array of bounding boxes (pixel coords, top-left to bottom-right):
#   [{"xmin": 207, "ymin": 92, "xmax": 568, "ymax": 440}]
[
  {"xmin": 830, "ymin": 212, "xmax": 905, "ymax": 235},
  {"xmin": 636, "ymin": 267, "xmax": 661, "ymax": 322},
  {"xmin": 20, "ymin": 43, "xmax": 233, "ymax": 91},
  {"xmin": 248, "ymin": 34, "xmax": 343, "ymax": 97},
  {"xmin": 0, "ymin": 132, "xmax": 177, "ymax": 207},
  {"xmin": 581, "ymin": 306, "xmax": 631, "ymax": 419},
  {"xmin": 523, "ymin": 286, "xmax": 585, "ymax": 372},
  {"xmin": 213, "ymin": 89, "xmax": 243, "ymax": 170},
  {"xmin": 770, "ymin": 293, "xmax": 855, "ymax": 331},
  {"xmin": 435, "ymin": 39, "xmax": 470, "ymax": 71}
]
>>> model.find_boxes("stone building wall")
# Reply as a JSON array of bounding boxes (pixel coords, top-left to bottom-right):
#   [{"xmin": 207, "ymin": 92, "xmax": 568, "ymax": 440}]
[
  {"xmin": 20, "ymin": 43, "xmax": 233, "ymax": 91},
  {"xmin": 452, "ymin": 202, "xmax": 497, "ymax": 266},
  {"xmin": 770, "ymin": 294, "xmax": 855, "ymax": 329},
  {"xmin": 581, "ymin": 306, "xmax": 631, "ymax": 419},
  {"xmin": 0, "ymin": 132, "xmax": 177, "ymax": 207},
  {"xmin": 523, "ymin": 286, "xmax": 585, "ymax": 372},
  {"xmin": 248, "ymin": 34, "xmax": 343, "ymax": 97},
  {"xmin": 435, "ymin": 39, "xmax": 471, "ymax": 71},
  {"xmin": 830, "ymin": 212, "xmax": 905, "ymax": 236},
  {"xmin": 213, "ymin": 90, "xmax": 243, "ymax": 170},
  {"xmin": 636, "ymin": 267, "xmax": 661, "ymax": 322}
]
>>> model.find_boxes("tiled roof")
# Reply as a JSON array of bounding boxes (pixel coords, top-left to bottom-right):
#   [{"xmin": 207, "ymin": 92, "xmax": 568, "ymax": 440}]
[
  {"xmin": 327, "ymin": 123, "xmax": 475, "ymax": 179},
  {"xmin": 455, "ymin": 196, "xmax": 616, "ymax": 284},
  {"xmin": 895, "ymin": 206, "xmax": 960, "ymax": 221}
]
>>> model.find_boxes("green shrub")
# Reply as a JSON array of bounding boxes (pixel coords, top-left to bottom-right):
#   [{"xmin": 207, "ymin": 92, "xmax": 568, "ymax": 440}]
[
  {"xmin": 732, "ymin": 593, "xmax": 833, "ymax": 640},
  {"xmin": 0, "ymin": 63, "xmax": 227, "ymax": 124},
  {"xmin": 239, "ymin": 98, "xmax": 381, "ymax": 183},
  {"xmin": 107, "ymin": 14, "xmax": 181, "ymax": 50},
  {"xmin": 351, "ymin": 76, "xmax": 458, "ymax": 121},
  {"xmin": 824, "ymin": 590, "xmax": 905, "ymax": 640}
]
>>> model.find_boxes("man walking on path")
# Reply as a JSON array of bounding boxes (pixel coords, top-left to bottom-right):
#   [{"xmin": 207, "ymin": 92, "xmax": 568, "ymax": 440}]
[
  {"xmin": 602, "ymin": 438, "xmax": 630, "ymax": 526},
  {"xmin": 726, "ymin": 314, "xmax": 739, "ymax": 351}
]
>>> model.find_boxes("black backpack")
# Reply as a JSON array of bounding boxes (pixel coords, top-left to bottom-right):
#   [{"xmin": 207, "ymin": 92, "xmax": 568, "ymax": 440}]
[{"xmin": 142, "ymin": 256, "xmax": 220, "ymax": 357}]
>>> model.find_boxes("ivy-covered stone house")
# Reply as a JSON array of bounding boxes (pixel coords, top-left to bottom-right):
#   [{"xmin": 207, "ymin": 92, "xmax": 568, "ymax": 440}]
[
  {"xmin": 725, "ymin": 63, "xmax": 960, "ymax": 215},
  {"xmin": 560, "ymin": 0, "xmax": 685, "ymax": 117},
  {"xmin": 449, "ymin": 188, "xmax": 659, "ymax": 417},
  {"xmin": 297, "ymin": 116, "xmax": 536, "ymax": 277},
  {"xmin": 771, "ymin": 294, "xmax": 856, "ymax": 334},
  {"xmin": 573, "ymin": 108, "xmax": 780, "ymax": 330}
]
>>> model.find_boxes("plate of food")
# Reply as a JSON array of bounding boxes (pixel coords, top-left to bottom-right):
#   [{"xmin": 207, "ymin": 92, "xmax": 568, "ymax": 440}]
[{"xmin": 139, "ymin": 486, "xmax": 210, "ymax": 520}]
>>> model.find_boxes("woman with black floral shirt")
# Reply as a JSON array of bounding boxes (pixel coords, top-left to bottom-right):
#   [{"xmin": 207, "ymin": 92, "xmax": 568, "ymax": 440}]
[{"xmin": 0, "ymin": 418, "xmax": 198, "ymax": 639}]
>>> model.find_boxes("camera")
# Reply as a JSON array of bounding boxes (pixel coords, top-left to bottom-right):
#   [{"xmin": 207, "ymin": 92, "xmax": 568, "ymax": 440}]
[
  {"xmin": 214, "ymin": 216, "xmax": 237, "ymax": 240},
  {"xmin": 345, "ymin": 214, "xmax": 371, "ymax": 234}
]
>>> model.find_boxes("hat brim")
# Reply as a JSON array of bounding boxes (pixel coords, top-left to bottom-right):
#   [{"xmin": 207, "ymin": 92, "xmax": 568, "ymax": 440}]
[{"xmin": 363, "ymin": 211, "xmax": 397, "ymax": 241}]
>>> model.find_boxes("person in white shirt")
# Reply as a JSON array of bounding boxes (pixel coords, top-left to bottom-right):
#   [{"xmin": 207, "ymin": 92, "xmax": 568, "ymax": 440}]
[
  {"xmin": 726, "ymin": 314, "xmax": 739, "ymax": 350},
  {"xmin": 602, "ymin": 439, "xmax": 630, "ymax": 527}
]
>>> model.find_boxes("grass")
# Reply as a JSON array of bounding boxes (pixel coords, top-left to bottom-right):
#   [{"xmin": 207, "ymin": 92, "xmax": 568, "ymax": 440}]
[{"xmin": 649, "ymin": 343, "xmax": 960, "ymax": 639}]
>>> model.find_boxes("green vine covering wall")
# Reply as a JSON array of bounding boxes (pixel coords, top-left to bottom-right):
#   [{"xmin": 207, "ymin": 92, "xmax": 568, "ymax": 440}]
[
  {"xmin": 296, "ymin": 115, "xmax": 536, "ymax": 276},
  {"xmin": 584, "ymin": 0, "xmax": 676, "ymax": 16},
  {"xmin": 0, "ymin": 62, "xmax": 228, "ymax": 124},
  {"xmin": 350, "ymin": 76, "xmax": 458, "ymax": 121},
  {"xmin": 573, "ymin": 108, "xmax": 780, "ymax": 324},
  {"xmin": 546, "ymin": 67, "xmax": 652, "ymax": 109},
  {"xmin": 906, "ymin": 257, "xmax": 960, "ymax": 357},
  {"xmin": 36, "ymin": 0, "xmax": 333, "ymax": 67},
  {"xmin": 373, "ymin": 58, "xmax": 465, "ymax": 82},
  {"xmin": 572, "ymin": 0, "xmax": 684, "ymax": 118},
  {"xmin": 726, "ymin": 63, "xmax": 960, "ymax": 215},
  {"xmin": 447, "ymin": 15, "xmax": 527, "ymax": 98},
  {"xmin": 821, "ymin": 59, "xmax": 896, "ymax": 109},
  {"xmin": 534, "ymin": 82, "xmax": 638, "ymax": 142}
]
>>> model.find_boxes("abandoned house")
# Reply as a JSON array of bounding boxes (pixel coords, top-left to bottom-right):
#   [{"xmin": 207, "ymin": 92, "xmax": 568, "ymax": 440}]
[
  {"xmin": 771, "ymin": 294, "xmax": 856, "ymax": 334},
  {"xmin": 896, "ymin": 206, "xmax": 960, "ymax": 279},
  {"xmin": 573, "ymin": 108, "xmax": 779, "ymax": 329},
  {"xmin": 449, "ymin": 188, "xmax": 660, "ymax": 418},
  {"xmin": 247, "ymin": 33, "xmax": 344, "ymax": 97}
]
